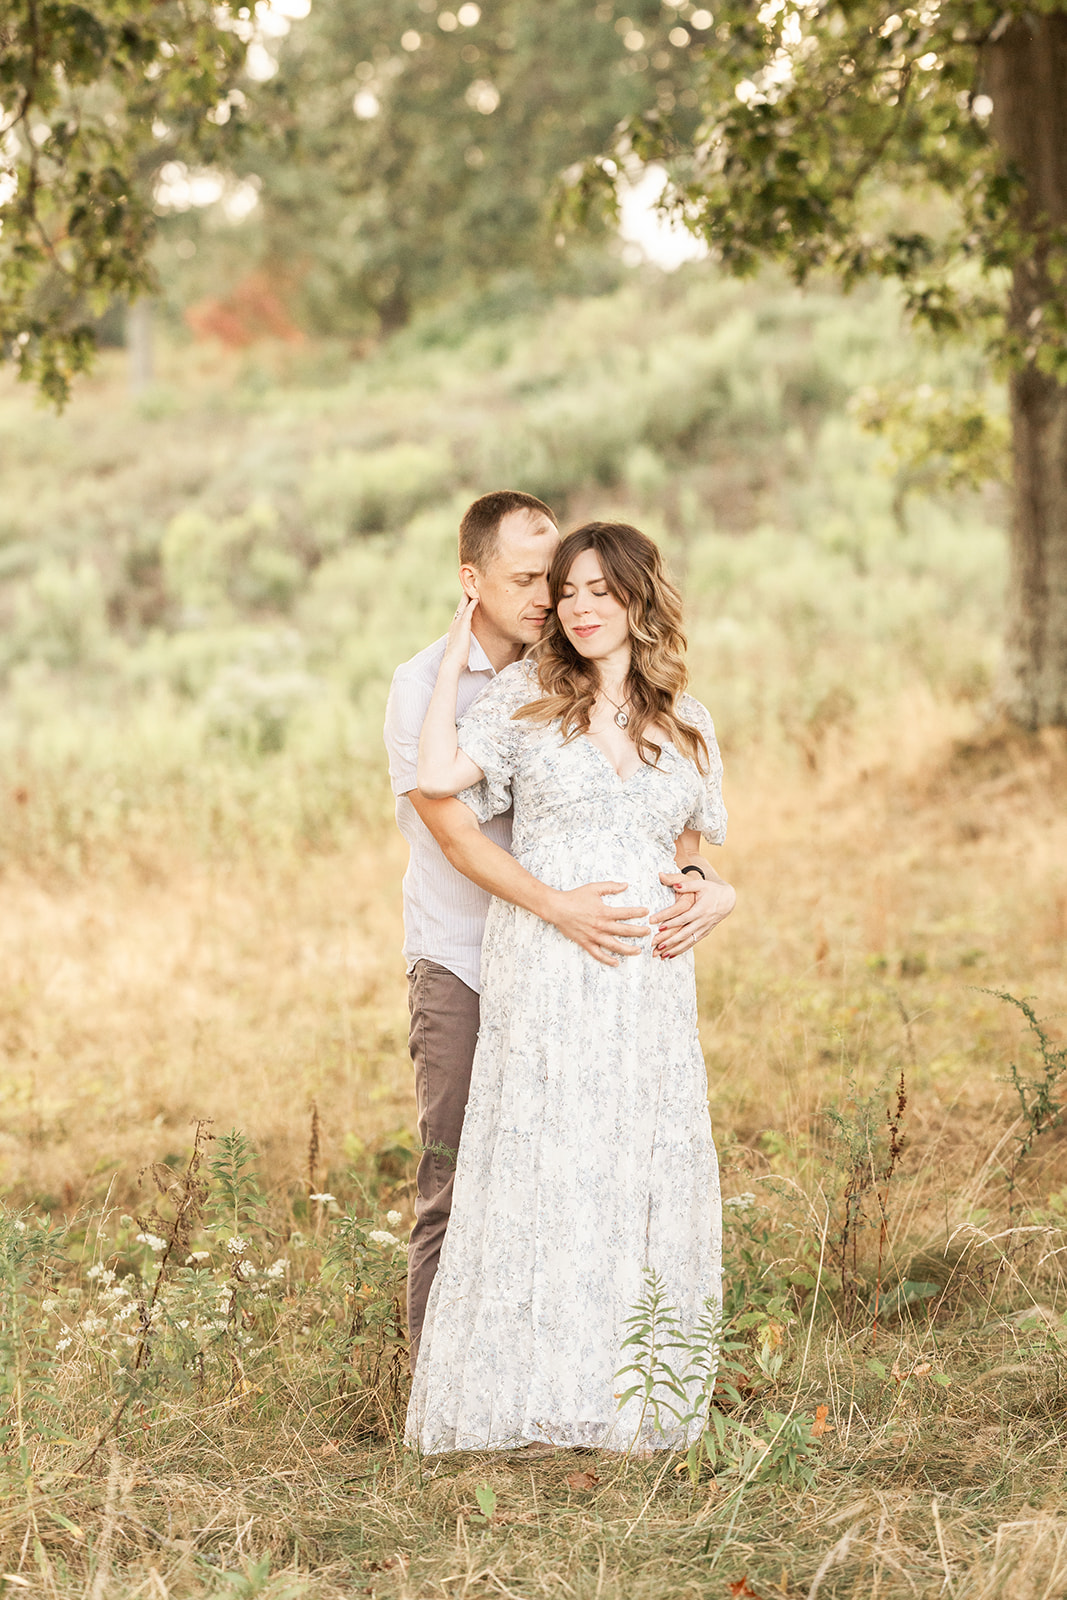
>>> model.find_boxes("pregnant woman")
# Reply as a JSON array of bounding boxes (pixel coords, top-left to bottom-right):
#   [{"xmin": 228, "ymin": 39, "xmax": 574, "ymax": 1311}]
[{"xmin": 407, "ymin": 520, "xmax": 735, "ymax": 1454}]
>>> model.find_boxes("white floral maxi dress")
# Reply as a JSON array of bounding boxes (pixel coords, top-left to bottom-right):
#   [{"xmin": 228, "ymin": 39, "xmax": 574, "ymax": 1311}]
[{"xmin": 405, "ymin": 660, "xmax": 726, "ymax": 1455}]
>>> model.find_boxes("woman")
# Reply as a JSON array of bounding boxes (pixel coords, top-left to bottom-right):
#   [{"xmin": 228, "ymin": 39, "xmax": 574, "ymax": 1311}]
[{"xmin": 406, "ymin": 521, "xmax": 734, "ymax": 1455}]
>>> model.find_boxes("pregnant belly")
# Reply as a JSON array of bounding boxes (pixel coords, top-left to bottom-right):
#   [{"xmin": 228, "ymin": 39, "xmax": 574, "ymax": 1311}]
[{"xmin": 517, "ymin": 832, "xmax": 678, "ymax": 914}]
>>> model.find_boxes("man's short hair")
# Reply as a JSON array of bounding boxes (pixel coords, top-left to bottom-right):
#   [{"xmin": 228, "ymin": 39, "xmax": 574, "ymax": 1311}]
[{"xmin": 458, "ymin": 490, "xmax": 556, "ymax": 571}]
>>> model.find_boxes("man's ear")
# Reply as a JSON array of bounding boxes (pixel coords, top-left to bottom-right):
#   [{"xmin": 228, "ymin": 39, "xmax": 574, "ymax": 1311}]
[{"xmin": 458, "ymin": 563, "xmax": 479, "ymax": 600}]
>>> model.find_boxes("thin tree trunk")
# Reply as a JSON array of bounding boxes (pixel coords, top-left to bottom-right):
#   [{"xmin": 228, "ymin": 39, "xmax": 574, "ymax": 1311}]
[
  {"xmin": 984, "ymin": 17, "xmax": 1067, "ymax": 727},
  {"xmin": 127, "ymin": 298, "xmax": 154, "ymax": 394}
]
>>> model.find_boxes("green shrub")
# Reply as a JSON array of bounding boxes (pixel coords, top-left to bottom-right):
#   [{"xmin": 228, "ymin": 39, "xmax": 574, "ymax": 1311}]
[{"xmin": 301, "ymin": 440, "xmax": 455, "ymax": 544}]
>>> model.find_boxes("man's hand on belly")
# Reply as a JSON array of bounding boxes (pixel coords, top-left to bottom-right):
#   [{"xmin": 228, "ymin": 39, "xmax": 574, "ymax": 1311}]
[{"xmin": 541, "ymin": 883, "xmax": 650, "ymax": 968}]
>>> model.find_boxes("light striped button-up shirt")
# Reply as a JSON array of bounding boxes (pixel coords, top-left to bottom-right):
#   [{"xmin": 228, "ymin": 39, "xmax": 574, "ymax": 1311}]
[{"xmin": 383, "ymin": 633, "xmax": 512, "ymax": 994}]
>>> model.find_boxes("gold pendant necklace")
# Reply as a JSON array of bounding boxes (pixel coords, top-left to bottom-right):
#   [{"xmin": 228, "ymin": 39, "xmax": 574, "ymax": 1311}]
[{"xmin": 602, "ymin": 691, "xmax": 630, "ymax": 730}]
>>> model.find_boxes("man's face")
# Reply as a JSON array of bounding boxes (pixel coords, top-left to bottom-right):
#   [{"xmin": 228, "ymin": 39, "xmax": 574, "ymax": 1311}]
[{"xmin": 465, "ymin": 509, "xmax": 558, "ymax": 647}]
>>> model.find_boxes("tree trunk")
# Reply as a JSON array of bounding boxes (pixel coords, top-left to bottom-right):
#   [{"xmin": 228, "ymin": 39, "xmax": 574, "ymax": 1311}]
[
  {"xmin": 984, "ymin": 17, "xmax": 1067, "ymax": 727},
  {"xmin": 127, "ymin": 298, "xmax": 154, "ymax": 395}
]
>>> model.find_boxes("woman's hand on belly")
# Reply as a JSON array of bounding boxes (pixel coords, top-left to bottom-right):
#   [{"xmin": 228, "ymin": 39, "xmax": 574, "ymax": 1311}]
[{"xmin": 652, "ymin": 866, "xmax": 736, "ymax": 958}]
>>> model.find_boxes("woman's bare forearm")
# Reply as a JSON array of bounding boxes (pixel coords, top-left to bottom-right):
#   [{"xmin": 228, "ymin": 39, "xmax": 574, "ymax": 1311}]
[{"xmin": 417, "ymin": 653, "xmax": 484, "ymax": 797}]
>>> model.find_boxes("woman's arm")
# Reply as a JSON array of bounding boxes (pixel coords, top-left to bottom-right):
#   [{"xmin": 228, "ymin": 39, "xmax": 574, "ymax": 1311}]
[
  {"xmin": 651, "ymin": 828, "xmax": 736, "ymax": 959},
  {"xmin": 417, "ymin": 594, "xmax": 488, "ymax": 798}
]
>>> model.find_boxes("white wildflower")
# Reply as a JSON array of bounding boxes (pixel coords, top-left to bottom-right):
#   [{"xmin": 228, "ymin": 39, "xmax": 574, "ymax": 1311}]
[
  {"xmin": 104, "ymin": 1282, "xmax": 131, "ymax": 1300},
  {"xmin": 178, "ymin": 1319, "xmax": 191, "ymax": 1330},
  {"xmin": 386, "ymin": 1210, "xmax": 402, "ymax": 1227},
  {"xmin": 723, "ymin": 1192, "xmax": 757, "ymax": 1211},
  {"xmin": 136, "ymin": 1232, "xmax": 168, "ymax": 1253},
  {"xmin": 309, "ymin": 1192, "xmax": 335, "ymax": 1205},
  {"xmin": 56, "ymin": 1337, "xmax": 72, "ymax": 1352},
  {"xmin": 42, "ymin": 1297, "xmax": 59, "ymax": 1315},
  {"xmin": 368, "ymin": 1229, "xmax": 397, "ymax": 1247},
  {"xmin": 266, "ymin": 1259, "xmax": 288, "ymax": 1279},
  {"xmin": 186, "ymin": 1251, "xmax": 211, "ymax": 1264},
  {"xmin": 113, "ymin": 1301, "xmax": 137, "ymax": 1321},
  {"xmin": 13, "ymin": 1220, "xmax": 26, "ymax": 1233},
  {"xmin": 80, "ymin": 1314, "xmax": 107, "ymax": 1335},
  {"xmin": 226, "ymin": 1236, "xmax": 248, "ymax": 1256}
]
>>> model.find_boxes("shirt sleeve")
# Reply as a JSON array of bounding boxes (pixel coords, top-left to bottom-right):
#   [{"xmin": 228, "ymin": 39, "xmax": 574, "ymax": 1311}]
[
  {"xmin": 455, "ymin": 661, "xmax": 536, "ymax": 822},
  {"xmin": 382, "ymin": 666, "xmax": 429, "ymax": 797},
  {"xmin": 679, "ymin": 695, "xmax": 727, "ymax": 846}
]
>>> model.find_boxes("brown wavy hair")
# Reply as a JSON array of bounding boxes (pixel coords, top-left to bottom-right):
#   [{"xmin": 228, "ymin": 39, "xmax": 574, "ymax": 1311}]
[{"xmin": 513, "ymin": 521, "xmax": 709, "ymax": 772}]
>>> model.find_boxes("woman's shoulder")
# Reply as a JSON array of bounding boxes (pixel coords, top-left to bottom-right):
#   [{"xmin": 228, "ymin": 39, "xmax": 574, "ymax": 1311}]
[
  {"xmin": 463, "ymin": 656, "xmax": 539, "ymax": 721},
  {"xmin": 677, "ymin": 691, "xmax": 715, "ymax": 733},
  {"xmin": 492, "ymin": 657, "xmax": 541, "ymax": 703},
  {"xmin": 500, "ymin": 656, "xmax": 540, "ymax": 686}
]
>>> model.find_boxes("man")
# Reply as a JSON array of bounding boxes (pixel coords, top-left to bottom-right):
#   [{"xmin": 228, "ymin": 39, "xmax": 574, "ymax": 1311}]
[{"xmin": 383, "ymin": 489, "xmax": 654, "ymax": 1370}]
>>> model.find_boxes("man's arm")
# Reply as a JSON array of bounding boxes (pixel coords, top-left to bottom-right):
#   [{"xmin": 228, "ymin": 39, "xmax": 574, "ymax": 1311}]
[{"xmin": 407, "ymin": 791, "xmax": 650, "ymax": 968}]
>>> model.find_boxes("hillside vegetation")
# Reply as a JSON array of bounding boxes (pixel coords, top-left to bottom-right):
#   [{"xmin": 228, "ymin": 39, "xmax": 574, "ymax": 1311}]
[{"xmin": 0, "ymin": 266, "xmax": 1004, "ymax": 863}]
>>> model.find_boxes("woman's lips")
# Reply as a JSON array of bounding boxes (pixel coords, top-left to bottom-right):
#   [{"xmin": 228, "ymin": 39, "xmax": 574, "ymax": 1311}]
[{"xmin": 571, "ymin": 625, "xmax": 599, "ymax": 638}]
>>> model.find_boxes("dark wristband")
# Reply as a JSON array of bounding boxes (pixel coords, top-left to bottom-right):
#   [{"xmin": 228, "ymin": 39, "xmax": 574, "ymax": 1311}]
[{"xmin": 680, "ymin": 864, "xmax": 706, "ymax": 880}]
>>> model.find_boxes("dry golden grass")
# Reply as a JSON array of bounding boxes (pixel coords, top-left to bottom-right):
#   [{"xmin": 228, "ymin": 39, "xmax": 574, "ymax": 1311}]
[
  {"xmin": 4, "ymin": 692, "xmax": 1065, "ymax": 1213},
  {"xmin": 3, "ymin": 693, "xmax": 1067, "ymax": 1598}
]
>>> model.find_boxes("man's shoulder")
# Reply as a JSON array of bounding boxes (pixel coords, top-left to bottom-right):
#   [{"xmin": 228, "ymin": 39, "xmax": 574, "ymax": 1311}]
[
  {"xmin": 390, "ymin": 634, "xmax": 448, "ymax": 692},
  {"xmin": 384, "ymin": 637, "xmax": 447, "ymax": 761}
]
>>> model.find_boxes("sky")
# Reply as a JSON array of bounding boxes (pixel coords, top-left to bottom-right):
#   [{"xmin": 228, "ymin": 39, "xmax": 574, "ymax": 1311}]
[{"xmin": 614, "ymin": 166, "xmax": 707, "ymax": 273}]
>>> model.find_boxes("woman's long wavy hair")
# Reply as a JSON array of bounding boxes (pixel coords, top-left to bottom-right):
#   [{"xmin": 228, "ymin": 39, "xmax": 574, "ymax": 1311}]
[{"xmin": 513, "ymin": 521, "xmax": 709, "ymax": 772}]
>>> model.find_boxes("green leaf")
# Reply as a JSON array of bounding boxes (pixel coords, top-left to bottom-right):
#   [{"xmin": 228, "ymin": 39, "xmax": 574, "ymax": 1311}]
[{"xmin": 474, "ymin": 1484, "xmax": 497, "ymax": 1519}]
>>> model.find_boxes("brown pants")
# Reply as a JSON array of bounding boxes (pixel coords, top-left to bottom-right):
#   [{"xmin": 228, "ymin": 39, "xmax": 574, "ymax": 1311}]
[{"xmin": 406, "ymin": 959, "xmax": 480, "ymax": 1373}]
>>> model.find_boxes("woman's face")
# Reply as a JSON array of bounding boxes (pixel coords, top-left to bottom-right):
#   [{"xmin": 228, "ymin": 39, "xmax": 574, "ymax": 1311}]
[{"xmin": 555, "ymin": 548, "xmax": 631, "ymax": 662}]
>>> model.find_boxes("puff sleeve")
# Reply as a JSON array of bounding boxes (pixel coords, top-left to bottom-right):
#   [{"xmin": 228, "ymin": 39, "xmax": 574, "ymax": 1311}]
[
  {"xmin": 455, "ymin": 660, "xmax": 538, "ymax": 823},
  {"xmin": 679, "ymin": 694, "xmax": 727, "ymax": 846}
]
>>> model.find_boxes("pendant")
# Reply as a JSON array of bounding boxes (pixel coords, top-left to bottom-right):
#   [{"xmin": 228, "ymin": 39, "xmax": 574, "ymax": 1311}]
[{"xmin": 614, "ymin": 710, "xmax": 629, "ymax": 729}]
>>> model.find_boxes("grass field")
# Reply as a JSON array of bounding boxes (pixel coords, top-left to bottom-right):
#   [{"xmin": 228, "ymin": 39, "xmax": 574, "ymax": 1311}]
[{"xmin": 3, "ymin": 271, "xmax": 1067, "ymax": 1597}]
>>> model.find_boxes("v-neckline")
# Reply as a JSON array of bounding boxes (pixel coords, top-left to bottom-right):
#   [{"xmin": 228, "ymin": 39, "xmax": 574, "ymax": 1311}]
[{"xmin": 580, "ymin": 732, "xmax": 673, "ymax": 786}]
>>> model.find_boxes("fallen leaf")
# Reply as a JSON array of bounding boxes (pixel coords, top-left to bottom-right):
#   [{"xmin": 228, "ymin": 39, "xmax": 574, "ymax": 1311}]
[
  {"xmin": 811, "ymin": 1404, "xmax": 832, "ymax": 1437},
  {"xmin": 891, "ymin": 1357, "xmax": 934, "ymax": 1382},
  {"xmin": 728, "ymin": 1579, "xmax": 763, "ymax": 1599},
  {"xmin": 566, "ymin": 1470, "xmax": 600, "ymax": 1491}
]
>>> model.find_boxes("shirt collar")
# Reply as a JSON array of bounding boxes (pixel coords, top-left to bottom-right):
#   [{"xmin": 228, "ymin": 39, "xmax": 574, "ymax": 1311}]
[{"xmin": 467, "ymin": 634, "xmax": 495, "ymax": 675}]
